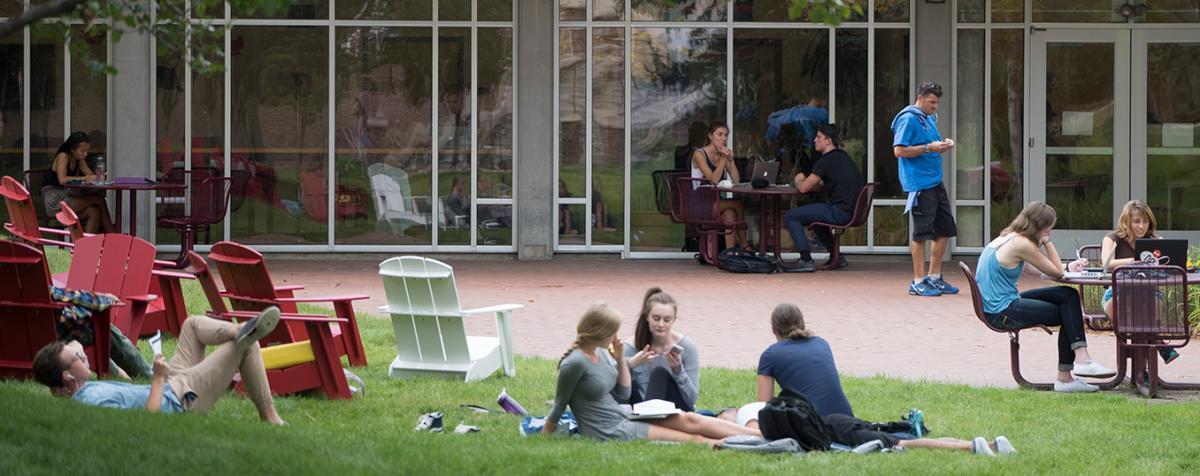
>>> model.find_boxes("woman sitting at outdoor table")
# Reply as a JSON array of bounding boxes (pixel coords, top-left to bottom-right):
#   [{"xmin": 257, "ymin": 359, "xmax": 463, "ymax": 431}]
[
  {"xmin": 542, "ymin": 303, "xmax": 759, "ymax": 446},
  {"xmin": 623, "ymin": 287, "xmax": 700, "ymax": 412},
  {"xmin": 691, "ymin": 120, "xmax": 750, "ymax": 253},
  {"xmin": 1099, "ymin": 200, "xmax": 1179, "ymax": 364},
  {"xmin": 976, "ymin": 201, "xmax": 1115, "ymax": 392},
  {"xmin": 43, "ymin": 131, "xmax": 115, "ymax": 233},
  {"xmin": 756, "ymin": 303, "xmax": 854, "ymax": 418}
]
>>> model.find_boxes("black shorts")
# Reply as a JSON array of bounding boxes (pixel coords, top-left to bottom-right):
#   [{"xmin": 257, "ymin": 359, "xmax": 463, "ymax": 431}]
[
  {"xmin": 911, "ymin": 183, "xmax": 957, "ymax": 242},
  {"xmin": 822, "ymin": 413, "xmax": 901, "ymax": 448}
]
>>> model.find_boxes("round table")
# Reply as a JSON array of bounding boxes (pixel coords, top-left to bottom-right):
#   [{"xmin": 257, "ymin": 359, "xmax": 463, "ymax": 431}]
[
  {"xmin": 63, "ymin": 179, "xmax": 186, "ymax": 237},
  {"xmin": 723, "ymin": 183, "xmax": 806, "ymax": 260}
]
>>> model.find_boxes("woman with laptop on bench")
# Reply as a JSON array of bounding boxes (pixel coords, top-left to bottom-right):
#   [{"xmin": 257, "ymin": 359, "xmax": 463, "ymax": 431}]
[
  {"xmin": 1099, "ymin": 200, "xmax": 1179, "ymax": 364},
  {"xmin": 691, "ymin": 121, "xmax": 751, "ymax": 253},
  {"xmin": 975, "ymin": 202, "xmax": 1116, "ymax": 392}
]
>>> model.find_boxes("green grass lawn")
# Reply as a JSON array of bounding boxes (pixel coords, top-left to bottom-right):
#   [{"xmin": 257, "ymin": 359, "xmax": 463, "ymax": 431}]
[{"xmin": 4, "ymin": 249, "xmax": 1199, "ymax": 474}]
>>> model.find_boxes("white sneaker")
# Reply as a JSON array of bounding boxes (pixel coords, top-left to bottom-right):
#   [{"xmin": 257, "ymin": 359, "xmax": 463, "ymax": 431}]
[
  {"xmin": 972, "ymin": 437, "xmax": 996, "ymax": 456},
  {"xmin": 994, "ymin": 436, "xmax": 1017, "ymax": 455},
  {"xmin": 1072, "ymin": 360, "xmax": 1116, "ymax": 378},
  {"xmin": 1054, "ymin": 377, "xmax": 1099, "ymax": 393}
]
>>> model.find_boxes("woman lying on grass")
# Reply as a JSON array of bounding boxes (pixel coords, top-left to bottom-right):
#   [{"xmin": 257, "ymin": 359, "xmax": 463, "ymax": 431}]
[{"xmin": 542, "ymin": 303, "xmax": 760, "ymax": 446}]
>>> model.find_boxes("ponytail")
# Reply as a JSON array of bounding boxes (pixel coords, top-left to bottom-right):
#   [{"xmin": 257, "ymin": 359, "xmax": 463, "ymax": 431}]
[
  {"xmin": 559, "ymin": 303, "xmax": 623, "ymax": 368},
  {"xmin": 557, "ymin": 338, "xmax": 582, "ymax": 369},
  {"xmin": 771, "ymin": 303, "xmax": 813, "ymax": 340}
]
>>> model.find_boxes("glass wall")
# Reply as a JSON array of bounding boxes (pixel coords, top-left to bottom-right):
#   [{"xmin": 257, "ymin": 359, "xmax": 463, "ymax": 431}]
[
  {"xmin": 146, "ymin": 1, "xmax": 514, "ymax": 250},
  {"xmin": 560, "ymin": 1, "xmax": 914, "ymax": 254}
]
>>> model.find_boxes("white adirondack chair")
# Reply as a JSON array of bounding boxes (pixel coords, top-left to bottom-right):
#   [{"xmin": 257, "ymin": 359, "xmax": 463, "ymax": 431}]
[{"xmin": 378, "ymin": 256, "xmax": 522, "ymax": 382}]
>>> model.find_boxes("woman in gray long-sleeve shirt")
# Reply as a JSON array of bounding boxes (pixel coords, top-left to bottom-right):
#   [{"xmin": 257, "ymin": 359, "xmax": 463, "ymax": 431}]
[
  {"xmin": 542, "ymin": 303, "xmax": 759, "ymax": 445},
  {"xmin": 623, "ymin": 287, "xmax": 700, "ymax": 411}
]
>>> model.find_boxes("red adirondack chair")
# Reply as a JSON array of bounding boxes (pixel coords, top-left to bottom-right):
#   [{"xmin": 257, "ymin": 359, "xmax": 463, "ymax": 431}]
[
  {"xmin": 64, "ymin": 234, "xmax": 159, "ymax": 339},
  {"xmin": 206, "ymin": 241, "xmax": 367, "ymax": 367},
  {"xmin": 55, "ymin": 201, "xmax": 87, "ymax": 242},
  {"xmin": 0, "ymin": 240, "xmax": 113, "ymax": 379},
  {"xmin": 2, "ymin": 176, "xmax": 73, "ymax": 251},
  {"xmin": 186, "ymin": 251, "xmax": 353, "ymax": 399}
]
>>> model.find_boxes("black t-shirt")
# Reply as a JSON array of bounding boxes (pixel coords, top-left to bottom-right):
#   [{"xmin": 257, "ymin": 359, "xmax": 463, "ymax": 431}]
[{"xmin": 811, "ymin": 149, "xmax": 864, "ymax": 215}]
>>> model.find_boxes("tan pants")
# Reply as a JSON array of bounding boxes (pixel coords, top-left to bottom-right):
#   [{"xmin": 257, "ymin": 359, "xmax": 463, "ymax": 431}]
[{"xmin": 165, "ymin": 316, "xmax": 272, "ymax": 414}]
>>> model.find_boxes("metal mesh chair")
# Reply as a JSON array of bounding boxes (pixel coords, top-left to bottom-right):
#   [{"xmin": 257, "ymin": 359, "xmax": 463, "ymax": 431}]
[
  {"xmin": 1110, "ymin": 265, "xmax": 1195, "ymax": 397},
  {"xmin": 809, "ymin": 182, "xmax": 878, "ymax": 270},
  {"xmin": 1075, "ymin": 244, "xmax": 1110, "ymax": 330},
  {"xmin": 157, "ymin": 169, "xmax": 231, "ymax": 267},
  {"xmin": 959, "ymin": 261, "xmax": 1055, "ymax": 390},
  {"xmin": 675, "ymin": 176, "xmax": 746, "ymax": 270}
]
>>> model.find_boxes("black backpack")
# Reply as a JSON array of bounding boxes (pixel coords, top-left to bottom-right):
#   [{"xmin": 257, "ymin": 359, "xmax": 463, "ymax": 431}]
[
  {"xmin": 757, "ymin": 388, "xmax": 832, "ymax": 451},
  {"xmin": 717, "ymin": 248, "xmax": 778, "ymax": 274}
]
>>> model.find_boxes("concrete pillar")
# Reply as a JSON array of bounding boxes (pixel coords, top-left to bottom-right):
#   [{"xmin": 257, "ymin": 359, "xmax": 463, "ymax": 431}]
[
  {"xmin": 515, "ymin": 0, "xmax": 555, "ymax": 260},
  {"xmin": 109, "ymin": 17, "xmax": 153, "ymax": 237}
]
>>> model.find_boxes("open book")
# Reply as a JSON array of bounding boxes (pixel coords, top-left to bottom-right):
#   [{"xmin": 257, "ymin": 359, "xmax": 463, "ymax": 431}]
[{"xmin": 628, "ymin": 399, "xmax": 682, "ymax": 420}]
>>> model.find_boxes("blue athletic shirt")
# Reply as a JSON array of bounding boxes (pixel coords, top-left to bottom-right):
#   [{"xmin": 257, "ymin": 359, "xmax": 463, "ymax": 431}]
[
  {"xmin": 72, "ymin": 381, "xmax": 185, "ymax": 413},
  {"xmin": 890, "ymin": 105, "xmax": 944, "ymax": 192},
  {"xmin": 757, "ymin": 336, "xmax": 854, "ymax": 418}
]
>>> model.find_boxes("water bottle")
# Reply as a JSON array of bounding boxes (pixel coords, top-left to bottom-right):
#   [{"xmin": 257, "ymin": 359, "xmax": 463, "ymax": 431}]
[{"xmin": 94, "ymin": 155, "xmax": 107, "ymax": 181}]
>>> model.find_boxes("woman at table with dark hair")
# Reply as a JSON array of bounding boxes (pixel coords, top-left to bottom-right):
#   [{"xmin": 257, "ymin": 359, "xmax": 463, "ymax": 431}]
[
  {"xmin": 43, "ymin": 131, "xmax": 115, "ymax": 233},
  {"xmin": 975, "ymin": 201, "xmax": 1114, "ymax": 392},
  {"xmin": 691, "ymin": 120, "xmax": 749, "ymax": 252}
]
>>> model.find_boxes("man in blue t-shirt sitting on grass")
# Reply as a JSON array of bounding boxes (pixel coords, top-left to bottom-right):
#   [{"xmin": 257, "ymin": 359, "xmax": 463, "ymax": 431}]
[{"xmin": 891, "ymin": 81, "xmax": 959, "ymax": 297}]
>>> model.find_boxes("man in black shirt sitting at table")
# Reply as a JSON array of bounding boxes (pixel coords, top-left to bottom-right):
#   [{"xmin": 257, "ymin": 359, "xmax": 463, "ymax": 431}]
[{"xmin": 780, "ymin": 124, "xmax": 865, "ymax": 273}]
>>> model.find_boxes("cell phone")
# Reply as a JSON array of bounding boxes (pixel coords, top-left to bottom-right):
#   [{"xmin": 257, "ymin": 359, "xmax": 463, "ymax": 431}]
[{"xmin": 670, "ymin": 344, "xmax": 684, "ymax": 356}]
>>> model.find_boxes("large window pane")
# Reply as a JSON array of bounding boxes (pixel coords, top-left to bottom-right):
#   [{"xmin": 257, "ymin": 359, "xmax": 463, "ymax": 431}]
[
  {"xmin": 1033, "ymin": 0, "xmax": 1123, "ymax": 22},
  {"xmin": 836, "ymin": 28, "xmax": 868, "ymax": 246},
  {"xmin": 559, "ymin": 203, "xmax": 585, "ymax": 245},
  {"xmin": 873, "ymin": 28, "xmax": 909, "ymax": 200},
  {"xmin": 1045, "ymin": 42, "xmax": 1113, "ymax": 230},
  {"xmin": 477, "ymin": 28, "xmax": 514, "ymax": 199},
  {"xmin": 479, "ymin": 0, "xmax": 514, "ymax": 21},
  {"xmin": 1145, "ymin": 43, "xmax": 1200, "ymax": 231},
  {"xmin": 438, "ymin": 27, "xmax": 471, "ymax": 246},
  {"xmin": 957, "ymin": 206, "xmax": 984, "ymax": 246},
  {"xmin": 990, "ymin": 30, "xmax": 1023, "ymax": 236},
  {"xmin": 592, "ymin": 27, "xmax": 625, "ymax": 246},
  {"xmin": 336, "ymin": 0, "xmax": 431, "ymax": 20},
  {"xmin": 559, "ymin": 28, "xmax": 586, "ymax": 199},
  {"xmin": 29, "ymin": 36, "xmax": 64, "ymax": 170},
  {"xmin": 478, "ymin": 204, "xmax": 512, "ymax": 246},
  {"xmin": 732, "ymin": 0, "xmax": 867, "ymax": 22},
  {"xmin": 335, "ymin": 27, "xmax": 433, "ymax": 246},
  {"xmin": 733, "ymin": 28, "xmax": 829, "ymax": 177},
  {"xmin": 875, "ymin": 0, "xmax": 910, "ymax": 22},
  {"xmin": 561, "ymin": 0, "xmax": 586, "ymax": 21},
  {"xmin": 993, "ymin": 0, "xmax": 1024, "ymax": 22},
  {"xmin": 229, "ymin": 26, "xmax": 328, "ymax": 245},
  {"xmin": 70, "ymin": 26, "xmax": 107, "ymax": 159},
  {"xmin": 958, "ymin": 0, "xmax": 985, "ymax": 22},
  {"xmin": 956, "ymin": 29, "xmax": 984, "ymax": 201},
  {"xmin": 154, "ymin": 53, "xmax": 185, "ymax": 245},
  {"xmin": 441, "ymin": 0, "xmax": 470, "ymax": 20},
  {"xmin": 630, "ymin": 28, "xmax": 726, "ymax": 252},
  {"xmin": 594, "ymin": 0, "xmax": 625, "ymax": 20},
  {"xmin": 633, "ymin": 0, "xmax": 727, "ymax": 21},
  {"xmin": 873, "ymin": 205, "xmax": 909, "ymax": 246},
  {"xmin": 1143, "ymin": 1, "xmax": 1200, "ymax": 23},
  {"xmin": 0, "ymin": 32, "xmax": 23, "ymax": 225}
]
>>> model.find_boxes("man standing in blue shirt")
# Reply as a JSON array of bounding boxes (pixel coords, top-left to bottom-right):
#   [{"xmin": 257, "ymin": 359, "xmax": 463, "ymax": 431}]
[{"xmin": 891, "ymin": 81, "xmax": 959, "ymax": 297}]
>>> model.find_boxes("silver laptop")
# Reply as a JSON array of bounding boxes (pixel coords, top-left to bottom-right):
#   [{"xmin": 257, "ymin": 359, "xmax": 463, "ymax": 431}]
[{"xmin": 749, "ymin": 161, "xmax": 780, "ymax": 184}]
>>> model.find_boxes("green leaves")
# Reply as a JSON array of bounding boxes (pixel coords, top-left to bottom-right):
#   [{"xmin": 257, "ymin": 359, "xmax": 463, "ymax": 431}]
[{"xmin": 789, "ymin": 0, "xmax": 864, "ymax": 26}]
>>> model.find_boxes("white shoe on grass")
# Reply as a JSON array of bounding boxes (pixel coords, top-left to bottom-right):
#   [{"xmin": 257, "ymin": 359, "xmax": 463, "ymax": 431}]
[
  {"xmin": 994, "ymin": 436, "xmax": 1017, "ymax": 455},
  {"xmin": 972, "ymin": 437, "xmax": 996, "ymax": 456},
  {"xmin": 1054, "ymin": 377, "xmax": 1099, "ymax": 393},
  {"xmin": 1072, "ymin": 360, "xmax": 1116, "ymax": 378}
]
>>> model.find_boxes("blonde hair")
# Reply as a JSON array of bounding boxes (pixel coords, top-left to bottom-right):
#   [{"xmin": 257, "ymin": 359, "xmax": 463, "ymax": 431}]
[
  {"xmin": 634, "ymin": 287, "xmax": 677, "ymax": 350},
  {"xmin": 1002, "ymin": 201, "xmax": 1057, "ymax": 243},
  {"xmin": 771, "ymin": 303, "xmax": 813, "ymax": 340},
  {"xmin": 558, "ymin": 303, "xmax": 623, "ymax": 368},
  {"xmin": 1115, "ymin": 200, "xmax": 1157, "ymax": 247}
]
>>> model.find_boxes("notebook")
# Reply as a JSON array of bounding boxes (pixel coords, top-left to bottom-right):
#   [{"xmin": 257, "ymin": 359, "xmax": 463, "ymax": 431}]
[{"xmin": 628, "ymin": 399, "xmax": 682, "ymax": 420}]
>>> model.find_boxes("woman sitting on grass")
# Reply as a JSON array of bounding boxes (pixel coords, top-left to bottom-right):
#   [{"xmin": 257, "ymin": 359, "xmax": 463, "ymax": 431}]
[
  {"xmin": 756, "ymin": 303, "xmax": 854, "ymax": 418},
  {"xmin": 976, "ymin": 201, "xmax": 1115, "ymax": 392},
  {"xmin": 624, "ymin": 287, "xmax": 700, "ymax": 412},
  {"xmin": 1099, "ymin": 200, "xmax": 1179, "ymax": 364},
  {"xmin": 542, "ymin": 303, "xmax": 759, "ymax": 445}
]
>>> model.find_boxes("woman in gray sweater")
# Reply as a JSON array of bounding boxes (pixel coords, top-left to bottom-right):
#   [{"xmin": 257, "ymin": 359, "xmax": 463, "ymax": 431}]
[
  {"xmin": 624, "ymin": 287, "xmax": 700, "ymax": 411},
  {"xmin": 542, "ymin": 303, "xmax": 758, "ymax": 445}
]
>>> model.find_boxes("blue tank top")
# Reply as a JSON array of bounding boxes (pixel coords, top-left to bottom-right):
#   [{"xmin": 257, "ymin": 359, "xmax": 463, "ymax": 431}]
[{"xmin": 976, "ymin": 235, "xmax": 1024, "ymax": 315}]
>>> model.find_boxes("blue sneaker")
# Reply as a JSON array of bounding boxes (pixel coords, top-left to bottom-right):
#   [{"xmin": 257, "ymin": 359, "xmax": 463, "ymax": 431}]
[
  {"xmin": 927, "ymin": 276, "xmax": 959, "ymax": 295},
  {"xmin": 909, "ymin": 279, "xmax": 942, "ymax": 296}
]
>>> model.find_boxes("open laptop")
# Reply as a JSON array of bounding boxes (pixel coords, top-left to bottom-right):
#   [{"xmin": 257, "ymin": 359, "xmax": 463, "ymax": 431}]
[
  {"xmin": 1135, "ymin": 238, "xmax": 1188, "ymax": 268},
  {"xmin": 748, "ymin": 161, "xmax": 780, "ymax": 184}
]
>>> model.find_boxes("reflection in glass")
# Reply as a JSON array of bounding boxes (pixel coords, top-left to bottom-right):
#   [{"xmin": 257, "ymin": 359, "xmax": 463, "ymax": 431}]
[
  {"xmin": 594, "ymin": 0, "xmax": 625, "ymax": 20},
  {"xmin": 592, "ymin": 27, "xmax": 625, "ymax": 246},
  {"xmin": 992, "ymin": 0, "xmax": 1023, "ymax": 22},
  {"xmin": 155, "ymin": 53, "xmax": 185, "ymax": 245},
  {"xmin": 335, "ymin": 27, "xmax": 433, "ymax": 245},
  {"xmin": 559, "ymin": 203, "xmax": 586, "ymax": 245},
  {"xmin": 29, "ymin": 36, "xmax": 64, "ymax": 170},
  {"xmin": 633, "ymin": 0, "xmax": 726, "ymax": 21},
  {"xmin": 875, "ymin": 0, "xmax": 910, "ymax": 22},
  {"xmin": 732, "ymin": 0, "xmax": 867, "ymax": 22},
  {"xmin": 477, "ymin": 28, "xmax": 514, "ymax": 198},
  {"xmin": 957, "ymin": 206, "xmax": 984, "ymax": 247},
  {"xmin": 836, "ymin": 29, "xmax": 868, "ymax": 246},
  {"xmin": 873, "ymin": 28, "xmax": 909, "ymax": 200},
  {"xmin": 479, "ymin": 0, "xmax": 513, "ymax": 21},
  {"xmin": 958, "ymin": 0, "xmax": 985, "ymax": 22},
  {"xmin": 229, "ymin": 27, "xmax": 329, "ymax": 244},
  {"xmin": 0, "ymin": 3, "xmax": 21, "ymax": 16},
  {"xmin": 1145, "ymin": 43, "xmax": 1200, "ymax": 231},
  {"xmin": 236, "ymin": 0, "xmax": 328, "ymax": 19},
  {"xmin": 990, "ymin": 30, "xmax": 1023, "ymax": 237},
  {"xmin": 438, "ymin": 27, "xmax": 472, "ymax": 246},
  {"xmin": 1033, "ymin": 0, "xmax": 1122, "ymax": 22},
  {"xmin": 71, "ymin": 26, "xmax": 107, "ymax": 159},
  {"xmin": 873, "ymin": 205, "xmax": 909, "ymax": 246},
  {"xmin": 1143, "ymin": 1, "xmax": 1200, "ymax": 23},
  {"xmin": 561, "ymin": 0, "xmax": 586, "ymax": 21},
  {"xmin": 477, "ymin": 204, "xmax": 512, "ymax": 246},
  {"xmin": 956, "ymin": 30, "xmax": 984, "ymax": 201},
  {"xmin": 336, "ymin": 0, "xmax": 432, "ymax": 20},
  {"xmin": 440, "ymin": 0, "xmax": 470, "ymax": 20},
  {"xmin": 630, "ymin": 28, "xmax": 726, "ymax": 251},
  {"xmin": 1046, "ymin": 155, "xmax": 1112, "ymax": 230},
  {"xmin": 0, "ymin": 32, "xmax": 23, "ymax": 224},
  {"xmin": 733, "ymin": 28, "xmax": 829, "ymax": 179},
  {"xmin": 559, "ymin": 28, "xmax": 586, "ymax": 198}
]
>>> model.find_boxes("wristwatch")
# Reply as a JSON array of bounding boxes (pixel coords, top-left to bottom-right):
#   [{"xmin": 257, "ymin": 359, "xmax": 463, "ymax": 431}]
[{"xmin": 923, "ymin": 144, "xmax": 932, "ymax": 153}]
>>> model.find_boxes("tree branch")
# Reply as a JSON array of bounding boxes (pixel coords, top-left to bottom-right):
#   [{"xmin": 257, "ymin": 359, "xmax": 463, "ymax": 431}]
[{"xmin": 0, "ymin": 0, "xmax": 85, "ymax": 39}]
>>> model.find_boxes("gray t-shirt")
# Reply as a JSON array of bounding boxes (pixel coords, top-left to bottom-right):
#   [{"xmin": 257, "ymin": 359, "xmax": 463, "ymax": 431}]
[
  {"xmin": 547, "ymin": 349, "xmax": 650, "ymax": 441},
  {"xmin": 623, "ymin": 335, "xmax": 700, "ymax": 409}
]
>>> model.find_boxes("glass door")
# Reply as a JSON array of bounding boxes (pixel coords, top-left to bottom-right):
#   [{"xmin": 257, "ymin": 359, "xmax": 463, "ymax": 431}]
[
  {"xmin": 1030, "ymin": 29, "xmax": 1130, "ymax": 249},
  {"xmin": 1131, "ymin": 30, "xmax": 1200, "ymax": 243}
]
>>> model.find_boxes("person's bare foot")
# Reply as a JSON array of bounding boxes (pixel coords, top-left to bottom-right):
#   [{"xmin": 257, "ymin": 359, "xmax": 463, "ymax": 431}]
[{"xmin": 265, "ymin": 417, "xmax": 288, "ymax": 426}]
